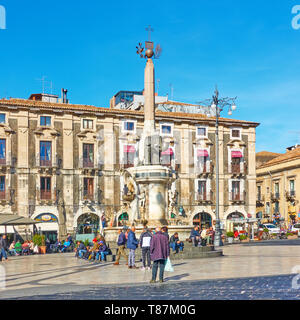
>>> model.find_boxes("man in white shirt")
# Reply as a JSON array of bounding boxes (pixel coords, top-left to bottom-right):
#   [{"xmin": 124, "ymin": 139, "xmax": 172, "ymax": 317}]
[{"xmin": 139, "ymin": 227, "xmax": 152, "ymax": 270}]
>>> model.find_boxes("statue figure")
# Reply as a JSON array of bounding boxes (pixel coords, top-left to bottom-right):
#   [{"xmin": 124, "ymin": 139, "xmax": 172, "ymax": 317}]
[
  {"xmin": 130, "ymin": 196, "xmax": 140, "ymax": 221},
  {"xmin": 128, "ymin": 181, "xmax": 135, "ymax": 194}
]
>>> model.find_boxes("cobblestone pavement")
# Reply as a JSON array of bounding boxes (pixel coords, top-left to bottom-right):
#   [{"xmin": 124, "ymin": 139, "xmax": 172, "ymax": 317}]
[
  {"xmin": 1, "ymin": 240, "xmax": 300, "ymax": 299},
  {"xmin": 5, "ymin": 274, "xmax": 300, "ymax": 300}
]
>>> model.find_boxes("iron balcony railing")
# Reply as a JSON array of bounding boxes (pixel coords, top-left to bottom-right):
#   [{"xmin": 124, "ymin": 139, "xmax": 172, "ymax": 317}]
[
  {"xmin": 229, "ymin": 191, "xmax": 246, "ymax": 202},
  {"xmin": 40, "ymin": 190, "xmax": 52, "ymax": 200},
  {"xmin": 228, "ymin": 162, "xmax": 247, "ymax": 174},
  {"xmin": 195, "ymin": 191, "xmax": 213, "ymax": 202}
]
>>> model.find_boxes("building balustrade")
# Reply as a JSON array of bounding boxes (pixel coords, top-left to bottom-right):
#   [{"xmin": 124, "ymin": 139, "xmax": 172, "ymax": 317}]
[
  {"xmin": 271, "ymin": 192, "xmax": 280, "ymax": 202},
  {"xmin": 286, "ymin": 190, "xmax": 296, "ymax": 201},
  {"xmin": 228, "ymin": 161, "xmax": 247, "ymax": 175},
  {"xmin": 195, "ymin": 191, "xmax": 213, "ymax": 202},
  {"xmin": 229, "ymin": 191, "xmax": 246, "ymax": 202}
]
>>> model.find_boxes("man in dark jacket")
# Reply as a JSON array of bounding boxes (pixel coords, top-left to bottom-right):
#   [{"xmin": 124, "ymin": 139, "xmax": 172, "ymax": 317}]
[
  {"xmin": 139, "ymin": 227, "xmax": 152, "ymax": 270},
  {"xmin": 190, "ymin": 226, "xmax": 200, "ymax": 247},
  {"xmin": 150, "ymin": 227, "xmax": 170, "ymax": 283},
  {"xmin": 114, "ymin": 228, "xmax": 128, "ymax": 266},
  {"xmin": 127, "ymin": 226, "xmax": 139, "ymax": 269},
  {"xmin": 0, "ymin": 235, "xmax": 8, "ymax": 261},
  {"xmin": 169, "ymin": 232, "xmax": 184, "ymax": 253}
]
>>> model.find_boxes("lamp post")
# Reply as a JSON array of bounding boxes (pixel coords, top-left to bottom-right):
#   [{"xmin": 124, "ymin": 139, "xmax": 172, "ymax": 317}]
[{"xmin": 200, "ymin": 87, "xmax": 237, "ymax": 248}]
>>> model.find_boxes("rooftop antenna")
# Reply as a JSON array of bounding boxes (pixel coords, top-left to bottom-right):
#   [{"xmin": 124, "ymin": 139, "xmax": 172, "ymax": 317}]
[
  {"xmin": 157, "ymin": 79, "xmax": 160, "ymax": 96},
  {"xmin": 169, "ymin": 83, "xmax": 174, "ymax": 101},
  {"xmin": 36, "ymin": 76, "xmax": 47, "ymax": 94},
  {"xmin": 49, "ymin": 81, "xmax": 53, "ymax": 95}
]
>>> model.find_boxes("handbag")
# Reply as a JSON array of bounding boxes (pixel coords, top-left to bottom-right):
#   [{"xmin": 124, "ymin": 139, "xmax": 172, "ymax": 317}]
[{"xmin": 164, "ymin": 257, "xmax": 174, "ymax": 272}]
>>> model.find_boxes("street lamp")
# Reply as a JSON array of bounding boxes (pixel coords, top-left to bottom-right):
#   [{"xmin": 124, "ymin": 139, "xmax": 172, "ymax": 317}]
[{"xmin": 200, "ymin": 87, "xmax": 237, "ymax": 248}]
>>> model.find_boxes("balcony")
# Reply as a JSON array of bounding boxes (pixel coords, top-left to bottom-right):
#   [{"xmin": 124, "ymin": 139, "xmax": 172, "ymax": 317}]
[
  {"xmin": 229, "ymin": 191, "xmax": 246, "ymax": 203},
  {"xmin": 83, "ymin": 193, "xmax": 94, "ymax": 201},
  {"xmin": 83, "ymin": 159, "xmax": 94, "ymax": 168},
  {"xmin": 256, "ymin": 194, "xmax": 264, "ymax": 202},
  {"xmin": 286, "ymin": 190, "xmax": 296, "ymax": 202},
  {"xmin": 195, "ymin": 191, "xmax": 213, "ymax": 203},
  {"xmin": 228, "ymin": 162, "xmax": 247, "ymax": 175},
  {"xmin": 271, "ymin": 192, "xmax": 280, "ymax": 202},
  {"xmin": 256, "ymin": 194, "xmax": 265, "ymax": 207},
  {"xmin": 0, "ymin": 190, "xmax": 10, "ymax": 202},
  {"xmin": 40, "ymin": 159, "xmax": 52, "ymax": 167},
  {"xmin": 196, "ymin": 161, "xmax": 214, "ymax": 175},
  {"xmin": 40, "ymin": 190, "xmax": 52, "ymax": 200}
]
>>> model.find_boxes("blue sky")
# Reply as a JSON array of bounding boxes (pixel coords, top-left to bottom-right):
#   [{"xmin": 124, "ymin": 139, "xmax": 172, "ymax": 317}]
[{"xmin": 0, "ymin": 0, "xmax": 299, "ymax": 152}]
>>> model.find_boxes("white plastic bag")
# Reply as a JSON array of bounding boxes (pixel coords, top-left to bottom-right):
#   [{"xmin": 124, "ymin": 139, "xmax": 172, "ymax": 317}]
[
  {"xmin": 164, "ymin": 257, "xmax": 174, "ymax": 272},
  {"xmin": 33, "ymin": 245, "xmax": 39, "ymax": 254}
]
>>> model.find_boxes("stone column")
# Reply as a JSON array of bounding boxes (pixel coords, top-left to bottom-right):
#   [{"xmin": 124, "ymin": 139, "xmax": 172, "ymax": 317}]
[{"xmin": 143, "ymin": 58, "xmax": 155, "ymax": 136}]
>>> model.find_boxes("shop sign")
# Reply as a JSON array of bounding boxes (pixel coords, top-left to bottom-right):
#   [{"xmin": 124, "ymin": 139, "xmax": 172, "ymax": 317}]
[{"xmin": 35, "ymin": 213, "xmax": 58, "ymax": 223}]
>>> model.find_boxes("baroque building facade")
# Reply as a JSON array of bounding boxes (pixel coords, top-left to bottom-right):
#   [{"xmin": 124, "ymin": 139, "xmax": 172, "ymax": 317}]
[
  {"xmin": 256, "ymin": 145, "xmax": 300, "ymax": 224},
  {"xmin": 0, "ymin": 94, "xmax": 259, "ymax": 239}
]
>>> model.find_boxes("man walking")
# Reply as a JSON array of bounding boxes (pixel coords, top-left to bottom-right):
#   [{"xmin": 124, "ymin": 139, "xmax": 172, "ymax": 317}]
[
  {"xmin": 150, "ymin": 227, "xmax": 170, "ymax": 283},
  {"xmin": 127, "ymin": 226, "xmax": 139, "ymax": 269},
  {"xmin": 139, "ymin": 227, "xmax": 152, "ymax": 270},
  {"xmin": 114, "ymin": 228, "xmax": 128, "ymax": 266},
  {"xmin": 0, "ymin": 235, "xmax": 8, "ymax": 261}
]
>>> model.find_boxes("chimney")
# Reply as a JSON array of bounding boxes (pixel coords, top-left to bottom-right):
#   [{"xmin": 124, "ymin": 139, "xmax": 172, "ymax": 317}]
[{"xmin": 61, "ymin": 88, "xmax": 68, "ymax": 104}]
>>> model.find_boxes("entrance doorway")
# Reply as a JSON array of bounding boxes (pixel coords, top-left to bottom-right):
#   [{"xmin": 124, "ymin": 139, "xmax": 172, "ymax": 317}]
[
  {"xmin": 193, "ymin": 212, "xmax": 212, "ymax": 229},
  {"xmin": 76, "ymin": 213, "xmax": 99, "ymax": 235},
  {"xmin": 118, "ymin": 212, "xmax": 129, "ymax": 226},
  {"xmin": 34, "ymin": 213, "xmax": 59, "ymax": 244}
]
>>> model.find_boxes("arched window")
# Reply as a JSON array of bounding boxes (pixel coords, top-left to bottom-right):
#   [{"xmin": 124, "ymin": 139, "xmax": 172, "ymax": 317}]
[
  {"xmin": 77, "ymin": 213, "xmax": 99, "ymax": 234},
  {"xmin": 193, "ymin": 212, "xmax": 212, "ymax": 228}
]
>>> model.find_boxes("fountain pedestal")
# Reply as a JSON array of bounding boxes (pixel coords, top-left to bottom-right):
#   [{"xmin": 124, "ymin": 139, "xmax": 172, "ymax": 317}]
[{"xmin": 128, "ymin": 165, "xmax": 173, "ymax": 227}]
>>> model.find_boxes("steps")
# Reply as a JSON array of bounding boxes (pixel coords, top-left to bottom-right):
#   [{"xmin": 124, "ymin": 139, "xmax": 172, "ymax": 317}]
[{"xmin": 105, "ymin": 241, "xmax": 223, "ymax": 261}]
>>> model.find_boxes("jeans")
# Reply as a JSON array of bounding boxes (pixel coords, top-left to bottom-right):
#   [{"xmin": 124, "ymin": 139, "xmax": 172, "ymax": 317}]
[
  {"xmin": 96, "ymin": 251, "xmax": 109, "ymax": 261},
  {"xmin": 170, "ymin": 242, "xmax": 184, "ymax": 253},
  {"xmin": 142, "ymin": 247, "xmax": 151, "ymax": 267},
  {"xmin": 1, "ymin": 248, "xmax": 7, "ymax": 260},
  {"xmin": 191, "ymin": 236, "xmax": 200, "ymax": 247},
  {"xmin": 152, "ymin": 259, "xmax": 166, "ymax": 281},
  {"xmin": 78, "ymin": 249, "xmax": 87, "ymax": 258},
  {"xmin": 128, "ymin": 249, "xmax": 136, "ymax": 267},
  {"xmin": 9, "ymin": 249, "xmax": 17, "ymax": 256}
]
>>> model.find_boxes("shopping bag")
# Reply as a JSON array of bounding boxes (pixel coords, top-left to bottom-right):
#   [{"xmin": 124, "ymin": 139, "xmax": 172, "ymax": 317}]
[{"xmin": 164, "ymin": 257, "xmax": 174, "ymax": 272}]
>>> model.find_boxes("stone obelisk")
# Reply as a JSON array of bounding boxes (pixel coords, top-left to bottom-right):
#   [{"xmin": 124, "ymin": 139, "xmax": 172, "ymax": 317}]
[
  {"xmin": 129, "ymin": 46, "xmax": 173, "ymax": 227},
  {"xmin": 143, "ymin": 57, "xmax": 155, "ymax": 136}
]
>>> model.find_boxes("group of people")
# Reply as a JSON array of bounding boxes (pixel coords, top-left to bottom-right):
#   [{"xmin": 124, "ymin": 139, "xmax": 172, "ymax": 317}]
[
  {"xmin": 75, "ymin": 234, "xmax": 111, "ymax": 262},
  {"xmin": 114, "ymin": 225, "xmax": 178, "ymax": 283},
  {"xmin": 189, "ymin": 225, "xmax": 215, "ymax": 247},
  {"xmin": 0, "ymin": 233, "xmax": 75, "ymax": 261},
  {"xmin": 0, "ymin": 236, "xmax": 37, "ymax": 260}
]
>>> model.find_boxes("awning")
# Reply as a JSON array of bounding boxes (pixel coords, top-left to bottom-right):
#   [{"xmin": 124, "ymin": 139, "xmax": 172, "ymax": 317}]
[
  {"xmin": 0, "ymin": 226, "xmax": 15, "ymax": 234},
  {"xmin": 37, "ymin": 222, "xmax": 59, "ymax": 232},
  {"xmin": 197, "ymin": 149, "xmax": 209, "ymax": 157},
  {"xmin": 123, "ymin": 145, "xmax": 135, "ymax": 153},
  {"xmin": 0, "ymin": 214, "xmax": 41, "ymax": 226},
  {"xmin": 162, "ymin": 148, "xmax": 174, "ymax": 156},
  {"xmin": 231, "ymin": 151, "xmax": 243, "ymax": 158}
]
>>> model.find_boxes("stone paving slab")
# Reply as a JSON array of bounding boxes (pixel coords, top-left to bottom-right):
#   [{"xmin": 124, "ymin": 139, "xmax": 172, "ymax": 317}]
[{"xmin": 1, "ymin": 242, "xmax": 300, "ymax": 299}]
